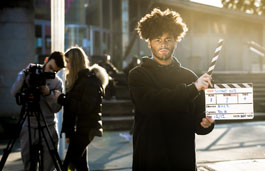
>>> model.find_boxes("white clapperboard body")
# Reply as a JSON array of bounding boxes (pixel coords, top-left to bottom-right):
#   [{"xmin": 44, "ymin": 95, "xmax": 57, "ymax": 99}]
[{"xmin": 205, "ymin": 83, "xmax": 254, "ymax": 120}]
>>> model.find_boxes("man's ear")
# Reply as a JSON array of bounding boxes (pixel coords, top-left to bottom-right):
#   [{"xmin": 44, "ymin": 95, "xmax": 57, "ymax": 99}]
[
  {"xmin": 44, "ymin": 57, "xmax": 49, "ymax": 64},
  {"xmin": 148, "ymin": 40, "xmax": 151, "ymax": 49}
]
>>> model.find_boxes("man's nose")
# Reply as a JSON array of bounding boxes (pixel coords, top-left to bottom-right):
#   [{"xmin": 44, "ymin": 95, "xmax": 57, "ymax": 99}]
[{"xmin": 160, "ymin": 41, "xmax": 168, "ymax": 47}]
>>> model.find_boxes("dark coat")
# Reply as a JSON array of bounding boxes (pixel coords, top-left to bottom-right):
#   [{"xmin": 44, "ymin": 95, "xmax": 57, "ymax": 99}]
[
  {"xmin": 61, "ymin": 69, "xmax": 104, "ymax": 139},
  {"xmin": 128, "ymin": 57, "xmax": 214, "ymax": 171}
]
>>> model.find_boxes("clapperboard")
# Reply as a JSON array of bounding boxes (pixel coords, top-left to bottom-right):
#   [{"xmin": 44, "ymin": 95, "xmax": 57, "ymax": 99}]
[
  {"xmin": 205, "ymin": 83, "xmax": 254, "ymax": 120},
  {"xmin": 204, "ymin": 39, "xmax": 254, "ymax": 120}
]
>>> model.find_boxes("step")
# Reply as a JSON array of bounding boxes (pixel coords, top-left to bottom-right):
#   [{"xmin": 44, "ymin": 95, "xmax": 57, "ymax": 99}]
[
  {"xmin": 253, "ymin": 93, "xmax": 265, "ymax": 98},
  {"xmin": 102, "ymin": 99, "xmax": 134, "ymax": 116},
  {"xmin": 253, "ymin": 97, "xmax": 265, "ymax": 102},
  {"xmin": 253, "ymin": 83, "xmax": 265, "ymax": 87},
  {"xmin": 102, "ymin": 116, "xmax": 134, "ymax": 130},
  {"xmin": 115, "ymin": 85, "xmax": 131, "ymax": 100},
  {"xmin": 102, "ymin": 116, "xmax": 134, "ymax": 121},
  {"xmin": 253, "ymin": 88, "xmax": 265, "ymax": 92}
]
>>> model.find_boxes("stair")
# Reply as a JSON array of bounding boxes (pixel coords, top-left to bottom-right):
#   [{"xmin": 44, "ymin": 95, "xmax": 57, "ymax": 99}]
[
  {"xmin": 102, "ymin": 72, "xmax": 265, "ymax": 130},
  {"xmin": 102, "ymin": 73, "xmax": 134, "ymax": 130}
]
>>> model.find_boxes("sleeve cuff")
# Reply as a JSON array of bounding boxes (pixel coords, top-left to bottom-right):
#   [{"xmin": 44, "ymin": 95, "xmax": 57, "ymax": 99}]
[
  {"xmin": 57, "ymin": 93, "xmax": 66, "ymax": 105},
  {"xmin": 187, "ymin": 83, "xmax": 200, "ymax": 101}
]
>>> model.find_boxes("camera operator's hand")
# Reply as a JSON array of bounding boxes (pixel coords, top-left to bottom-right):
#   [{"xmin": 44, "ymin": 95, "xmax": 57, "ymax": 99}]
[
  {"xmin": 25, "ymin": 63, "xmax": 34, "ymax": 72},
  {"xmin": 195, "ymin": 73, "xmax": 212, "ymax": 91},
  {"xmin": 66, "ymin": 138, "xmax": 70, "ymax": 144},
  {"xmin": 54, "ymin": 90, "xmax": 61, "ymax": 101},
  {"xmin": 40, "ymin": 85, "xmax": 50, "ymax": 96}
]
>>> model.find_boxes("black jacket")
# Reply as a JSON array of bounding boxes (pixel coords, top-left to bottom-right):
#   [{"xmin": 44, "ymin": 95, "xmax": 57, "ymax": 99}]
[
  {"xmin": 61, "ymin": 69, "xmax": 104, "ymax": 139},
  {"xmin": 128, "ymin": 57, "xmax": 214, "ymax": 171}
]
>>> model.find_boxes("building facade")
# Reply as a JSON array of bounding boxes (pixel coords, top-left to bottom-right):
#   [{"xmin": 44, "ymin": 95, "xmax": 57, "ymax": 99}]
[
  {"xmin": 126, "ymin": 0, "xmax": 265, "ymax": 73},
  {"xmin": 0, "ymin": 0, "xmax": 265, "ymax": 117}
]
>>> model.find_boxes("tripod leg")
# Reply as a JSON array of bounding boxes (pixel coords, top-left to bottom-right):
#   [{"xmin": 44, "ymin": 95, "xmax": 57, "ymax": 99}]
[
  {"xmin": 35, "ymin": 110, "xmax": 64, "ymax": 171},
  {"xmin": 0, "ymin": 106, "xmax": 27, "ymax": 170},
  {"xmin": 27, "ymin": 110, "xmax": 38, "ymax": 171},
  {"xmin": 35, "ymin": 110, "xmax": 44, "ymax": 171}
]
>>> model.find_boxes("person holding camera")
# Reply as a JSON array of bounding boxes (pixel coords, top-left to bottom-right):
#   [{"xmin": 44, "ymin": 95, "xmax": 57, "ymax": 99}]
[
  {"xmin": 10, "ymin": 51, "xmax": 65, "ymax": 171},
  {"xmin": 56, "ymin": 47, "xmax": 108, "ymax": 171}
]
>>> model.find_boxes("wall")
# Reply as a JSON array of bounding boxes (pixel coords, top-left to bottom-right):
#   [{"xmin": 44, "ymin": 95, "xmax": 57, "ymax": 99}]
[{"xmin": 0, "ymin": 7, "xmax": 35, "ymax": 116}]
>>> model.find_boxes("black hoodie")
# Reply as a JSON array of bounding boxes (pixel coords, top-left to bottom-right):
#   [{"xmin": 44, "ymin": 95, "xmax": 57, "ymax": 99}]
[{"xmin": 128, "ymin": 56, "xmax": 214, "ymax": 171}]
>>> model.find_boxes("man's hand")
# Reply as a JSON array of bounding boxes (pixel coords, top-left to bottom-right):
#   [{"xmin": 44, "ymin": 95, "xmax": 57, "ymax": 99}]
[
  {"xmin": 40, "ymin": 85, "xmax": 50, "ymax": 96},
  {"xmin": 66, "ymin": 138, "xmax": 70, "ymax": 144},
  {"xmin": 54, "ymin": 90, "xmax": 62, "ymax": 101},
  {"xmin": 195, "ymin": 73, "xmax": 212, "ymax": 91},
  {"xmin": 24, "ymin": 63, "xmax": 34, "ymax": 72},
  {"xmin": 200, "ymin": 117, "xmax": 214, "ymax": 128}
]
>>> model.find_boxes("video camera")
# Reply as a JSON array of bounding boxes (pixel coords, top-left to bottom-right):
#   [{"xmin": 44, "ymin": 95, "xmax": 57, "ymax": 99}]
[
  {"xmin": 26, "ymin": 64, "xmax": 55, "ymax": 88},
  {"xmin": 17, "ymin": 64, "xmax": 56, "ymax": 105}
]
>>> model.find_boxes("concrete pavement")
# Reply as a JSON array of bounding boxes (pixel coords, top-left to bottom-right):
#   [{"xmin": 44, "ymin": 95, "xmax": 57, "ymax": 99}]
[
  {"xmin": 198, "ymin": 159, "xmax": 265, "ymax": 171},
  {"xmin": 1, "ymin": 121, "xmax": 265, "ymax": 170}
]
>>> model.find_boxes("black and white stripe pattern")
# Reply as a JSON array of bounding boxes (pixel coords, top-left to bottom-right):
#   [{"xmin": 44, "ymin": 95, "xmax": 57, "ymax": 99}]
[
  {"xmin": 213, "ymin": 83, "xmax": 253, "ymax": 89},
  {"xmin": 207, "ymin": 39, "xmax": 224, "ymax": 75}
]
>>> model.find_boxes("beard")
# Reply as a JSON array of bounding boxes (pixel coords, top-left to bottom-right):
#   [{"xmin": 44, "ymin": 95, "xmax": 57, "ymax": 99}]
[
  {"xmin": 151, "ymin": 47, "xmax": 175, "ymax": 61},
  {"xmin": 153, "ymin": 52, "xmax": 171, "ymax": 61}
]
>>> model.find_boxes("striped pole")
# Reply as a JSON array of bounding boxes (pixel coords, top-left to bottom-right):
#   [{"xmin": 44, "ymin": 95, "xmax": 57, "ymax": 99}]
[{"xmin": 207, "ymin": 39, "xmax": 224, "ymax": 76}]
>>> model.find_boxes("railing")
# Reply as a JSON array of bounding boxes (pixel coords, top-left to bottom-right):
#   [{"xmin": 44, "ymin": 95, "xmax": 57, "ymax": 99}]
[{"xmin": 247, "ymin": 41, "xmax": 265, "ymax": 57}]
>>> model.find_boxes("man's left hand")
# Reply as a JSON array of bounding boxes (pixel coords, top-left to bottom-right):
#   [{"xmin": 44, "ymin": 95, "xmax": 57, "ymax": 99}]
[
  {"xmin": 200, "ymin": 117, "xmax": 214, "ymax": 128},
  {"xmin": 40, "ymin": 85, "xmax": 50, "ymax": 96}
]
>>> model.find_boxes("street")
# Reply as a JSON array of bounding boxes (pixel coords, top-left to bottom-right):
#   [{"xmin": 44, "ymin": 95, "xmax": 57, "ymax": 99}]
[
  {"xmin": 1, "ymin": 121, "xmax": 265, "ymax": 170},
  {"xmin": 85, "ymin": 121, "xmax": 265, "ymax": 170},
  {"xmin": 196, "ymin": 121, "xmax": 265, "ymax": 163}
]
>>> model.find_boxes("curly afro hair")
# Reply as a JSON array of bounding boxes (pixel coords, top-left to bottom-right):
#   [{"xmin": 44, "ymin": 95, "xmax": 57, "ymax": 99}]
[{"xmin": 136, "ymin": 8, "xmax": 188, "ymax": 42}]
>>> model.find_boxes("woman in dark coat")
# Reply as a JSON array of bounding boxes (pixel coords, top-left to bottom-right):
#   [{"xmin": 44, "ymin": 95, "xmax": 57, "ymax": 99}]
[{"xmin": 56, "ymin": 47, "xmax": 108, "ymax": 171}]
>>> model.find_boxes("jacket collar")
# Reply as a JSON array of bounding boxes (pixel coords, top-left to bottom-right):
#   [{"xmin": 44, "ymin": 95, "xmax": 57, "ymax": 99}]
[
  {"xmin": 78, "ymin": 68, "xmax": 91, "ymax": 77},
  {"xmin": 141, "ymin": 56, "xmax": 181, "ymax": 70}
]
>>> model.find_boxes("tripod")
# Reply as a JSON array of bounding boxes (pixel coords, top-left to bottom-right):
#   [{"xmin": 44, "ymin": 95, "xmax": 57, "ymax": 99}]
[{"xmin": 0, "ymin": 97, "xmax": 64, "ymax": 171}]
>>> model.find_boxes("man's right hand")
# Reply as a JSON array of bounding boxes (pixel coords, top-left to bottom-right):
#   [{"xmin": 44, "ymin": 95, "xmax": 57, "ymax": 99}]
[
  {"xmin": 66, "ymin": 138, "xmax": 70, "ymax": 144},
  {"xmin": 195, "ymin": 73, "xmax": 212, "ymax": 91},
  {"xmin": 25, "ymin": 63, "xmax": 34, "ymax": 72},
  {"xmin": 54, "ymin": 90, "xmax": 62, "ymax": 101}
]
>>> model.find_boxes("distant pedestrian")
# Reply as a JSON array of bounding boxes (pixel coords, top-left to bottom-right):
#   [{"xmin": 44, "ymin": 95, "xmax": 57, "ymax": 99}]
[
  {"xmin": 56, "ymin": 46, "xmax": 108, "ymax": 171},
  {"xmin": 123, "ymin": 55, "xmax": 141, "ymax": 76},
  {"xmin": 128, "ymin": 8, "xmax": 215, "ymax": 170},
  {"xmin": 97, "ymin": 54, "xmax": 119, "ymax": 99}
]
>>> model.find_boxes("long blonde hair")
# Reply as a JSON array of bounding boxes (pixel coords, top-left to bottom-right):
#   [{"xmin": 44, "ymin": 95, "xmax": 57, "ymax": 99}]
[{"xmin": 65, "ymin": 46, "xmax": 89, "ymax": 91}]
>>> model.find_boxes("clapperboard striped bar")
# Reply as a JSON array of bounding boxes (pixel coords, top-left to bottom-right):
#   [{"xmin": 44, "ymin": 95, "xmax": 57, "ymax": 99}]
[
  {"xmin": 207, "ymin": 39, "xmax": 224, "ymax": 76},
  {"xmin": 213, "ymin": 83, "xmax": 252, "ymax": 89},
  {"xmin": 205, "ymin": 83, "xmax": 254, "ymax": 120}
]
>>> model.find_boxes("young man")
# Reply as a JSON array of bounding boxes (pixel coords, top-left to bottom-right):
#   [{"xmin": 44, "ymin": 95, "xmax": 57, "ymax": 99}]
[
  {"xmin": 128, "ymin": 8, "xmax": 215, "ymax": 170},
  {"xmin": 10, "ymin": 51, "xmax": 65, "ymax": 171}
]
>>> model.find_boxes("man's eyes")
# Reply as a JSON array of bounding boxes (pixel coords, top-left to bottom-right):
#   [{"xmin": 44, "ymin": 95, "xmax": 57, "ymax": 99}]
[
  {"xmin": 154, "ymin": 39, "xmax": 172, "ymax": 42},
  {"xmin": 49, "ymin": 66, "xmax": 56, "ymax": 72}
]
